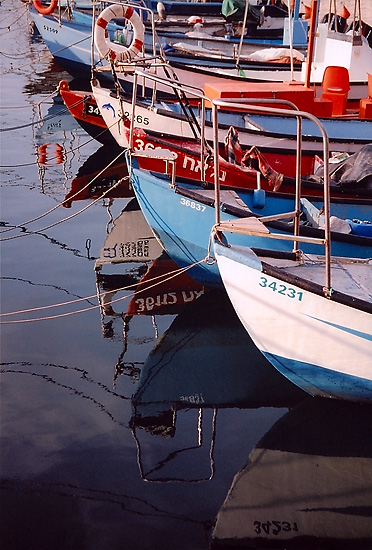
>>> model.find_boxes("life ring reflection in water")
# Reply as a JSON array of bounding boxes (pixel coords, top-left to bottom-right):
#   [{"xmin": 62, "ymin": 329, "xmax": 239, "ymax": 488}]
[
  {"xmin": 94, "ymin": 4, "xmax": 145, "ymax": 62},
  {"xmin": 37, "ymin": 143, "xmax": 65, "ymax": 166},
  {"xmin": 33, "ymin": 0, "xmax": 58, "ymax": 15}
]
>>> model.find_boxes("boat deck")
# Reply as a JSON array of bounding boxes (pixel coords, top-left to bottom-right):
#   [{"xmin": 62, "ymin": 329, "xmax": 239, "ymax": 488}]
[
  {"xmin": 261, "ymin": 252, "xmax": 372, "ymax": 305},
  {"xmin": 204, "ymin": 80, "xmax": 316, "ymax": 113}
]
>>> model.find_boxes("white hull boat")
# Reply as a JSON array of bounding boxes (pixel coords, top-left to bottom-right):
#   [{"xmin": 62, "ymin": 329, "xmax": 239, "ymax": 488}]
[{"xmin": 212, "ymin": 96, "xmax": 372, "ymax": 402}]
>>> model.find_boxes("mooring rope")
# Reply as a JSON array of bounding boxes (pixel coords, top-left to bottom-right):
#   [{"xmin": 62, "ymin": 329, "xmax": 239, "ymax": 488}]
[
  {"xmin": 0, "ymin": 4, "xmax": 28, "ymax": 31},
  {"xmin": 1, "ymin": 146, "xmax": 128, "ymax": 235},
  {"xmin": 0, "ymin": 260, "xmax": 205, "ymax": 323}
]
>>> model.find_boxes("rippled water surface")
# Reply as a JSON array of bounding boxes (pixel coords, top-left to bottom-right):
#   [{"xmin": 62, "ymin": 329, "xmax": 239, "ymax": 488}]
[{"xmin": 1, "ymin": 2, "xmax": 372, "ymax": 549}]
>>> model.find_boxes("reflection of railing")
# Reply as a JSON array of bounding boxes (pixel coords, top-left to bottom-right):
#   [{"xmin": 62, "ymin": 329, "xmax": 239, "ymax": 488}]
[
  {"xmin": 127, "ymin": 68, "xmax": 332, "ymax": 296},
  {"xmin": 132, "ymin": 408, "xmax": 217, "ymax": 483}
]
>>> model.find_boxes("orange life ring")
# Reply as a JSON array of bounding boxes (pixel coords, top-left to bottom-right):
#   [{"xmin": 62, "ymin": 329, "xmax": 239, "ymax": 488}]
[
  {"xmin": 33, "ymin": 0, "xmax": 58, "ymax": 15},
  {"xmin": 94, "ymin": 4, "xmax": 144, "ymax": 62}
]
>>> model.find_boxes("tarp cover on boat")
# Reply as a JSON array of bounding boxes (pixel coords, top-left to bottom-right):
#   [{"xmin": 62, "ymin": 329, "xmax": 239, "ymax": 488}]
[
  {"xmin": 314, "ymin": 144, "xmax": 372, "ymax": 191},
  {"xmin": 221, "ymin": 0, "xmax": 287, "ymax": 22},
  {"xmin": 330, "ymin": 144, "xmax": 372, "ymax": 190},
  {"xmin": 221, "ymin": 0, "xmax": 261, "ymax": 22}
]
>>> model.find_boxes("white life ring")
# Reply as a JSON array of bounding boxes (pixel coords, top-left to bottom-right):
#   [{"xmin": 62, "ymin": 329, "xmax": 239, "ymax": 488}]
[{"xmin": 94, "ymin": 4, "xmax": 144, "ymax": 63}]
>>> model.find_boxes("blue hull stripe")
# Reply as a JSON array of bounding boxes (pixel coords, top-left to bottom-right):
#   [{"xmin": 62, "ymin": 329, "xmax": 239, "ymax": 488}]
[
  {"xmin": 262, "ymin": 352, "xmax": 372, "ymax": 401},
  {"xmin": 305, "ymin": 315, "xmax": 372, "ymax": 342}
]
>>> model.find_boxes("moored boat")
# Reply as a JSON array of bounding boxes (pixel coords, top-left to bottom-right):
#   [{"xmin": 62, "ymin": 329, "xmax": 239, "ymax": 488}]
[
  {"xmin": 90, "ymin": 70, "xmax": 372, "ymax": 156},
  {"xmin": 124, "ymin": 88, "xmax": 372, "ymax": 289},
  {"xmin": 212, "ymin": 100, "xmax": 372, "ymax": 401},
  {"xmin": 29, "ymin": 0, "xmax": 372, "ymax": 100}
]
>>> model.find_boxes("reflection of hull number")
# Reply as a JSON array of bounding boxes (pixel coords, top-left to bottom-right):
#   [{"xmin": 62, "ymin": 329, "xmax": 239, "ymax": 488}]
[
  {"xmin": 254, "ymin": 521, "xmax": 299, "ymax": 536},
  {"xmin": 180, "ymin": 197, "xmax": 206, "ymax": 212},
  {"xmin": 180, "ymin": 393, "xmax": 204, "ymax": 404},
  {"xmin": 120, "ymin": 240, "xmax": 150, "ymax": 258},
  {"xmin": 135, "ymin": 290, "xmax": 204, "ymax": 312},
  {"xmin": 43, "ymin": 25, "xmax": 58, "ymax": 34}
]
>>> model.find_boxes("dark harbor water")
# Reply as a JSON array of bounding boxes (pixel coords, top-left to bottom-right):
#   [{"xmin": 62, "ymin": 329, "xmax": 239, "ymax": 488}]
[{"xmin": 1, "ymin": 2, "xmax": 372, "ymax": 549}]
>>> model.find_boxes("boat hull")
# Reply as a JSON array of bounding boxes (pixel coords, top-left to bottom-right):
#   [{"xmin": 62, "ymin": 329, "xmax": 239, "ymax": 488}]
[
  {"xmin": 129, "ymin": 159, "xmax": 372, "ymax": 288},
  {"xmin": 59, "ymin": 82, "xmax": 117, "ymax": 145},
  {"xmin": 214, "ymin": 242, "xmax": 372, "ymax": 401},
  {"xmin": 29, "ymin": 7, "xmax": 95, "ymax": 73},
  {"xmin": 93, "ymin": 81, "xmax": 372, "ymax": 156}
]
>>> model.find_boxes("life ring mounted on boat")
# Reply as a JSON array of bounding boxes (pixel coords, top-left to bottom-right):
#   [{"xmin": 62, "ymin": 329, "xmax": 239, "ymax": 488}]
[
  {"xmin": 33, "ymin": 0, "xmax": 58, "ymax": 15},
  {"xmin": 94, "ymin": 4, "xmax": 145, "ymax": 63}
]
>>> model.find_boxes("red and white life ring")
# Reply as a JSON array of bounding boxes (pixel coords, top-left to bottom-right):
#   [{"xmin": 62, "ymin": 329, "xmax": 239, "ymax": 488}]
[
  {"xmin": 33, "ymin": 0, "xmax": 58, "ymax": 15},
  {"xmin": 94, "ymin": 4, "xmax": 144, "ymax": 63}
]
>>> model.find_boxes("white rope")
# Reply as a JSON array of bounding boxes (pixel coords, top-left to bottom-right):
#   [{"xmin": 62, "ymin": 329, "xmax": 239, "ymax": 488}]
[
  {"xmin": 1, "ymin": 145, "xmax": 127, "ymax": 235},
  {"xmin": 0, "ymin": 34, "xmax": 91, "ymax": 75},
  {"xmin": 0, "ymin": 4, "xmax": 28, "ymax": 30},
  {"xmin": 0, "ymin": 260, "xmax": 205, "ymax": 323},
  {"xmin": 0, "ymin": 172, "xmax": 129, "ymax": 242}
]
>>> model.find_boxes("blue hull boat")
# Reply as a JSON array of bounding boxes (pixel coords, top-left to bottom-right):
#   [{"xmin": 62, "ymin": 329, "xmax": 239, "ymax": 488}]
[
  {"xmin": 28, "ymin": 1, "xmax": 307, "ymax": 74},
  {"xmin": 128, "ymin": 154, "xmax": 372, "ymax": 288},
  {"xmin": 29, "ymin": 6, "xmax": 99, "ymax": 73}
]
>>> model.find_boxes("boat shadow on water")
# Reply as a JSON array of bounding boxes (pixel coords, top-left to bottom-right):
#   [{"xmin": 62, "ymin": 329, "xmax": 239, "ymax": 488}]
[
  {"xmin": 211, "ymin": 397, "xmax": 372, "ymax": 549},
  {"xmin": 128, "ymin": 291, "xmax": 306, "ymax": 486}
]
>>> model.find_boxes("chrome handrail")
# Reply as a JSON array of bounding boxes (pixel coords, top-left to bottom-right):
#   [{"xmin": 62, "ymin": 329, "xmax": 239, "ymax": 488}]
[{"xmin": 128, "ymin": 68, "xmax": 331, "ymax": 294}]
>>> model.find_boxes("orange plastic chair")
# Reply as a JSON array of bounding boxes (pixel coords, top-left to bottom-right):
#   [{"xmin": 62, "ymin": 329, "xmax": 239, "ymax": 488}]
[
  {"xmin": 321, "ymin": 66, "xmax": 350, "ymax": 115},
  {"xmin": 359, "ymin": 73, "xmax": 372, "ymax": 119}
]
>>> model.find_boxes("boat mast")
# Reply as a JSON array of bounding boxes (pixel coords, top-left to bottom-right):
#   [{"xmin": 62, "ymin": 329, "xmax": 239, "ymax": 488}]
[
  {"xmin": 304, "ymin": 0, "xmax": 319, "ymax": 87},
  {"xmin": 287, "ymin": 0, "xmax": 294, "ymax": 80},
  {"xmin": 235, "ymin": 0, "xmax": 250, "ymax": 69}
]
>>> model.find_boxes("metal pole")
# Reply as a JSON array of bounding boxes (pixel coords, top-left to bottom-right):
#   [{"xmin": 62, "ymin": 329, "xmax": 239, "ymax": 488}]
[
  {"xmin": 236, "ymin": 0, "xmax": 250, "ymax": 68},
  {"xmin": 293, "ymin": 114, "xmax": 303, "ymax": 252},
  {"xmin": 212, "ymin": 104, "xmax": 220, "ymax": 226},
  {"xmin": 304, "ymin": 0, "xmax": 318, "ymax": 88},
  {"xmin": 129, "ymin": 71, "xmax": 138, "ymax": 150}
]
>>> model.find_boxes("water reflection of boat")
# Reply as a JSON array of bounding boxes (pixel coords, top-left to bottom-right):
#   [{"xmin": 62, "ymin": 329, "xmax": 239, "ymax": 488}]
[
  {"xmin": 34, "ymin": 98, "xmax": 88, "ymax": 167},
  {"xmin": 34, "ymin": 98, "xmax": 82, "ymax": 143},
  {"xmin": 124, "ymin": 253, "xmax": 205, "ymax": 319},
  {"xmin": 95, "ymin": 199, "xmax": 205, "ymax": 376},
  {"xmin": 97, "ymin": 249, "xmax": 205, "ymax": 319},
  {"xmin": 95, "ymin": 196, "xmax": 162, "ymax": 270},
  {"xmin": 131, "ymin": 292, "xmax": 306, "ymax": 436},
  {"xmin": 212, "ymin": 397, "xmax": 372, "ymax": 548},
  {"xmin": 129, "ymin": 292, "xmax": 305, "ymax": 483},
  {"xmin": 62, "ymin": 145, "xmax": 130, "ymax": 207}
]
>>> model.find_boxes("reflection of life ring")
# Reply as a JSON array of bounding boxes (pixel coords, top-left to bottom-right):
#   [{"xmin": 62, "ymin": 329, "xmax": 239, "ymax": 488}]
[
  {"xmin": 33, "ymin": 0, "xmax": 58, "ymax": 15},
  {"xmin": 94, "ymin": 4, "xmax": 144, "ymax": 62},
  {"xmin": 38, "ymin": 143, "xmax": 64, "ymax": 166}
]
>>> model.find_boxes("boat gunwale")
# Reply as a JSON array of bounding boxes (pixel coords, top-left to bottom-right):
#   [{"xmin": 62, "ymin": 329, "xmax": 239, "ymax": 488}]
[
  {"xmin": 127, "ymin": 168, "xmax": 372, "ymax": 251},
  {"xmin": 215, "ymin": 240, "xmax": 372, "ymax": 315}
]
